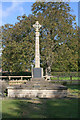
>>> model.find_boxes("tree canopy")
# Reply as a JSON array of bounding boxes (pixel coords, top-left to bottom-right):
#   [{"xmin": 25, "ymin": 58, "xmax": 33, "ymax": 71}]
[{"xmin": 1, "ymin": 2, "xmax": 78, "ymax": 74}]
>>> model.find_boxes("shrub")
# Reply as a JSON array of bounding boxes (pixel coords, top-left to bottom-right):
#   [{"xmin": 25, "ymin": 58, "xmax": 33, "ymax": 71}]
[
  {"xmin": 62, "ymin": 81, "xmax": 67, "ymax": 86},
  {"xmin": 0, "ymin": 80, "xmax": 8, "ymax": 96}
]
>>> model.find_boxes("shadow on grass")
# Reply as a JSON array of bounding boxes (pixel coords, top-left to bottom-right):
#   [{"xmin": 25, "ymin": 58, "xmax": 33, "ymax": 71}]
[
  {"xmin": 2, "ymin": 96, "xmax": 79, "ymax": 119},
  {"xmin": 67, "ymin": 84, "xmax": 80, "ymax": 89}
]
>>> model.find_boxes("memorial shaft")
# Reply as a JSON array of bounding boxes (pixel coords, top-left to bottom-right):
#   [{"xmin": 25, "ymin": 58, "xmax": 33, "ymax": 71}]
[
  {"xmin": 33, "ymin": 21, "xmax": 41, "ymax": 68},
  {"xmin": 35, "ymin": 31, "xmax": 40, "ymax": 68}
]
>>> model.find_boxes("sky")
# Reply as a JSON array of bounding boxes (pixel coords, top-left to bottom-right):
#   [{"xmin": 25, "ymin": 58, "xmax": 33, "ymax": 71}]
[{"xmin": 1, "ymin": 1, "xmax": 78, "ymax": 26}]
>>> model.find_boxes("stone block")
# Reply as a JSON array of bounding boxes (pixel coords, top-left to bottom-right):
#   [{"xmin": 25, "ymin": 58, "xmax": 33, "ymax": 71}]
[
  {"xmin": 7, "ymin": 88, "xmax": 67, "ymax": 98},
  {"xmin": 33, "ymin": 68, "xmax": 43, "ymax": 78}
]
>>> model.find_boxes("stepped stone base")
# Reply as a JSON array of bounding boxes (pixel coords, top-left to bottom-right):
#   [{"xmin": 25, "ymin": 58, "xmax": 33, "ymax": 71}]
[
  {"xmin": 7, "ymin": 78, "xmax": 68, "ymax": 98},
  {"xmin": 7, "ymin": 88, "xmax": 67, "ymax": 98}
]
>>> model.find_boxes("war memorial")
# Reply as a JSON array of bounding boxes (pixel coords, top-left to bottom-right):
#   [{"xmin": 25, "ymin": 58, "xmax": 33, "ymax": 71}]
[{"xmin": 7, "ymin": 21, "xmax": 67, "ymax": 98}]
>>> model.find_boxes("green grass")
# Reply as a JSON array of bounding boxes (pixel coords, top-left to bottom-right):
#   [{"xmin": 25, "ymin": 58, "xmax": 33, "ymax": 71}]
[
  {"xmin": 51, "ymin": 76, "xmax": 80, "ymax": 80},
  {"xmin": 2, "ymin": 85, "xmax": 80, "ymax": 119},
  {"xmin": 2, "ymin": 98, "xmax": 79, "ymax": 119},
  {"xmin": 67, "ymin": 85, "xmax": 80, "ymax": 97},
  {"xmin": 50, "ymin": 77, "xmax": 80, "ymax": 84}
]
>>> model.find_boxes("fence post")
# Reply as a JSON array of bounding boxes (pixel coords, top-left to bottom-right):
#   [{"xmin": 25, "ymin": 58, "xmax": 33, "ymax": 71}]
[
  {"xmin": 70, "ymin": 76, "xmax": 72, "ymax": 84},
  {"xmin": 21, "ymin": 76, "xmax": 23, "ymax": 80},
  {"xmin": 9, "ymin": 76, "xmax": 11, "ymax": 80}
]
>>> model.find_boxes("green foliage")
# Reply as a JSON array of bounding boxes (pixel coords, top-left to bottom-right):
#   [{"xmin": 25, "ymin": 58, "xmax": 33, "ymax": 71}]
[
  {"xmin": 51, "ymin": 72, "xmax": 79, "ymax": 76},
  {"xmin": 1, "ymin": 2, "xmax": 78, "ymax": 73},
  {"xmin": 32, "ymin": 2, "xmax": 78, "ymax": 74},
  {"xmin": 2, "ymin": 15, "xmax": 36, "ymax": 72}
]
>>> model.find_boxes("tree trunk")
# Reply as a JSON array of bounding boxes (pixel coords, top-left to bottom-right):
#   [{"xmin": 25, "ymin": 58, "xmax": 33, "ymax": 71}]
[
  {"xmin": 47, "ymin": 66, "xmax": 51, "ymax": 75},
  {"xmin": 45, "ymin": 68, "xmax": 48, "ymax": 76}
]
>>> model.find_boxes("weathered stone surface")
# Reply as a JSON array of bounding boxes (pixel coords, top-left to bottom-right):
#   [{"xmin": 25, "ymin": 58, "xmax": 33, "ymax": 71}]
[
  {"xmin": 7, "ymin": 78, "xmax": 67, "ymax": 98},
  {"xmin": 7, "ymin": 87, "xmax": 67, "ymax": 98},
  {"xmin": 33, "ymin": 68, "xmax": 43, "ymax": 78},
  {"xmin": 33, "ymin": 21, "xmax": 41, "ymax": 68}
]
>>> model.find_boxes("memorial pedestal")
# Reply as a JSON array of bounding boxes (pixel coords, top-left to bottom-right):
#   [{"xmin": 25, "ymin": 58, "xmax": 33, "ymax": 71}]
[{"xmin": 33, "ymin": 68, "xmax": 43, "ymax": 78}]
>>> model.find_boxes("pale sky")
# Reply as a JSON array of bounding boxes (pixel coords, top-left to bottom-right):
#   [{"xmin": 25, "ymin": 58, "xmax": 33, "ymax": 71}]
[{"xmin": 1, "ymin": 1, "xmax": 78, "ymax": 26}]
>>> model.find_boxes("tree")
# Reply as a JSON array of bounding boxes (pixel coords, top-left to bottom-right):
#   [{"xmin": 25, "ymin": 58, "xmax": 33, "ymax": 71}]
[
  {"xmin": 2, "ymin": 2, "xmax": 78, "ymax": 74},
  {"xmin": 2, "ymin": 15, "xmax": 36, "ymax": 72},
  {"xmin": 31, "ymin": 2, "xmax": 78, "ymax": 74}
]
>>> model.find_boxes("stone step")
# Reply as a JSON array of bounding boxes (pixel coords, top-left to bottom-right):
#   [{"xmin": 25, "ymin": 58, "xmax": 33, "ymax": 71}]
[{"xmin": 30, "ymin": 78, "xmax": 45, "ymax": 81}]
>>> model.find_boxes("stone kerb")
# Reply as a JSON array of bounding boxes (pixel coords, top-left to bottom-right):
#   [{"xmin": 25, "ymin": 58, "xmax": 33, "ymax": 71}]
[{"xmin": 7, "ymin": 87, "xmax": 67, "ymax": 98}]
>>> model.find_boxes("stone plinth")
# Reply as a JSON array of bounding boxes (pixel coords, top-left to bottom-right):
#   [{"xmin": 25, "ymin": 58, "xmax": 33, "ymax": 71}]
[
  {"xmin": 33, "ymin": 68, "xmax": 43, "ymax": 78},
  {"xmin": 7, "ymin": 79, "xmax": 68, "ymax": 98},
  {"xmin": 7, "ymin": 88, "xmax": 67, "ymax": 98}
]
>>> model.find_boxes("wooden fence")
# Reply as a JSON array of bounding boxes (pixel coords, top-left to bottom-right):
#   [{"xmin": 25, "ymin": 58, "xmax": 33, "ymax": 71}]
[
  {"xmin": 0, "ymin": 76, "xmax": 31, "ymax": 80},
  {"xmin": 0, "ymin": 75, "xmax": 80, "ymax": 84}
]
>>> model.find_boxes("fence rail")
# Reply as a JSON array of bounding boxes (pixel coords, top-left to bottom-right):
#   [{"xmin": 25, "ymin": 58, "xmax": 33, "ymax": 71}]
[
  {"xmin": 0, "ymin": 76, "xmax": 31, "ymax": 80},
  {"xmin": 0, "ymin": 75, "xmax": 80, "ymax": 84}
]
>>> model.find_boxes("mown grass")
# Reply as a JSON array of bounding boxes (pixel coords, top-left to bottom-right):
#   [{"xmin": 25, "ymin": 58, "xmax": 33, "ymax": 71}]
[
  {"xmin": 67, "ymin": 85, "xmax": 80, "ymax": 97},
  {"xmin": 2, "ymin": 98, "xmax": 79, "ymax": 119},
  {"xmin": 51, "ymin": 76, "xmax": 80, "ymax": 80},
  {"xmin": 50, "ymin": 77, "xmax": 80, "ymax": 84},
  {"xmin": 2, "ymin": 85, "xmax": 80, "ymax": 119}
]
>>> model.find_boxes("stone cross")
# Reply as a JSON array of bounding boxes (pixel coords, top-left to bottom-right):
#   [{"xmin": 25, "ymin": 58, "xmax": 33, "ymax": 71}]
[{"xmin": 33, "ymin": 21, "xmax": 42, "ymax": 68}]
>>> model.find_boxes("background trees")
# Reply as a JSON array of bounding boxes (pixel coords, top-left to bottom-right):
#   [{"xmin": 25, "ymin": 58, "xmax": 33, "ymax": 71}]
[
  {"xmin": 1, "ymin": 2, "xmax": 78, "ymax": 74},
  {"xmin": 2, "ymin": 15, "xmax": 36, "ymax": 72},
  {"xmin": 32, "ymin": 2, "xmax": 78, "ymax": 74}
]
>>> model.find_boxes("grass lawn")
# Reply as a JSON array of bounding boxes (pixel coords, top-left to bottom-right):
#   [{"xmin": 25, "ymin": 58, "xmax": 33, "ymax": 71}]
[
  {"xmin": 51, "ymin": 76, "xmax": 80, "ymax": 80},
  {"xmin": 51, "ymin": 76, "xmax": 80, "ymax": 84},
  {"xmin": 2, "ymin": 85, "xmax": 80, "ymax": 119}
]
